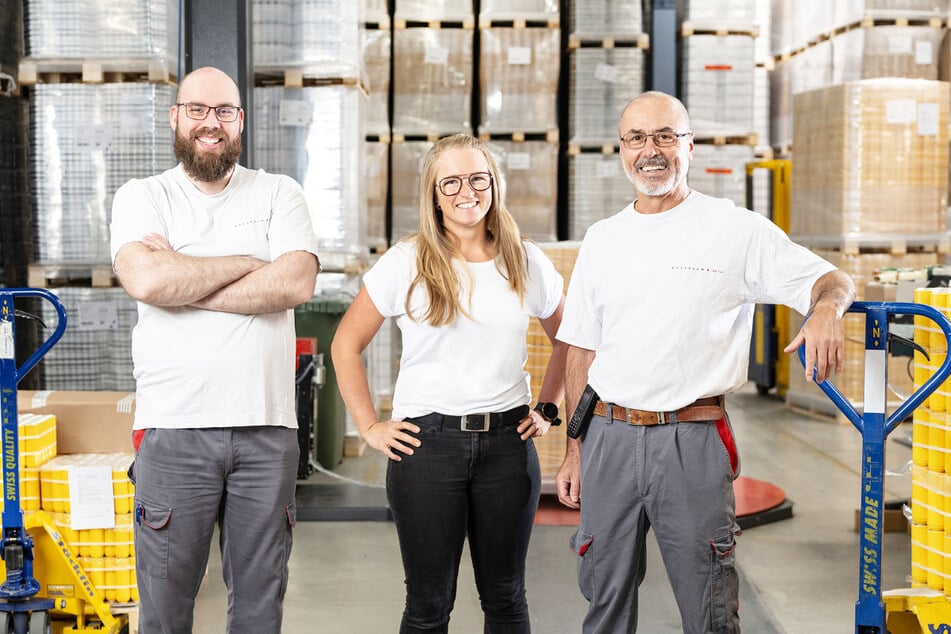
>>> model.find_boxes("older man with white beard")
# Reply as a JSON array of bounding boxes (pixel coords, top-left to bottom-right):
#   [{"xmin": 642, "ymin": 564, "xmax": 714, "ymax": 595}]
[
  {"xmin": 110, "ymin": 66, "xmax": 320, "ymax": 633},
  {"xmin": 553, "ymin": 91, "xmax": 855, "ymax": 633}
]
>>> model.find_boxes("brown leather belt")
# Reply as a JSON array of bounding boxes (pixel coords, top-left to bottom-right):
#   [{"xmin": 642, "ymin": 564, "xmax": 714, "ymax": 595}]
[{"xmin": 592, "ymin": 396, "xmax": 725, "ymax": 426}]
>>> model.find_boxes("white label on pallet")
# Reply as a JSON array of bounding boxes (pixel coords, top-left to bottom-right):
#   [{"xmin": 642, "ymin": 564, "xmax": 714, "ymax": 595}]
[
  {"xmin": 75, "ymin": 125, "xmax": 113, "ymax": 152},
  {"xmin": 279, "ymin": 100, "xmax": 314, "ymax": 127},
  {"xmin": 507, "ymin": 47, "xmax": 532, "ymax": 65},
  {"xmin": 888, "ymin": 35, "xmax": 913, "ymax": 55},
  {"xmin": 918, "ymin": 102, "xmax": 939, "ymax": 136},
  {"xmin": 507, "ymin": 152, "xmax": 531, "ymax": 170},
  {"xmin": 594, "ymin": 63, "xmax": 619, "ymax": 84},
  {"xmin": 425, "ymin": 46, "xmax": 449, "ymax": 65},
  {"xmin": 69, "ymin": 466, "xmax": 116, "ymax": 530},
  {"xmin": 885, "ymin": 99, "xmax": 916, "ymax": 125},
  {"xmin": 77, "ymin": 301, "xmax": 118, "ymax": 331},
  {"xmin": 916, "ymin": 41, "xmax": 933, "ymax": 65},
  {"xmin": 0, "ymin": 322, "xmax": 12, "ymax": 360}
]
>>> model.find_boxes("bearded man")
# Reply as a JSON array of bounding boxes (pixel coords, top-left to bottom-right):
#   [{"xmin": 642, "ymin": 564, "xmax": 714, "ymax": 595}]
[{"xmin": 110, "ymin": 66, "xmax": 320, "ymax": 634}]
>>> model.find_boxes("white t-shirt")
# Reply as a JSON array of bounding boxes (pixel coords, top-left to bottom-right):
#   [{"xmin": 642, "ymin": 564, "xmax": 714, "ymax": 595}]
[
  {"xmin": 110, "ymin": 164, "xmax": 320, "ymax": 430},
  {"xmin": 364, "ymin": 240, "xmax": 564, "ymax": 419},
  {"xmin": 557, "ymin": 191, "xmax": 837, "ymax": 411}
]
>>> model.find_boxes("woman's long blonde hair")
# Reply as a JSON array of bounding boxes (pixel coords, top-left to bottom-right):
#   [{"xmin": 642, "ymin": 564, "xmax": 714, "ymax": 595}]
[{"xmin": 405, "ymin": 134, "xmax": 528, "ymax": 326}]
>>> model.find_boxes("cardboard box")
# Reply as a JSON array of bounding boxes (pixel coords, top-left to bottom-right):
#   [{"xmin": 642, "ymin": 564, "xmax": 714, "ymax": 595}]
[{"xmin": 17, "ymin": 391, "xmax": 135, "ymax": 454}]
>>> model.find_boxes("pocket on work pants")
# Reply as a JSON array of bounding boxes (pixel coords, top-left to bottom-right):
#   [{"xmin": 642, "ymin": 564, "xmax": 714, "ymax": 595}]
[
  {"xmin": 570, "ymin": 529, "xmax": 596, "ymax": 602},
  {"xmin": 709, "ymin": 527, "xmax": 739, "ymax": 632},
  {"xmin": 134, "ymin": 499, "xmax": 172, "ymax": 580}
]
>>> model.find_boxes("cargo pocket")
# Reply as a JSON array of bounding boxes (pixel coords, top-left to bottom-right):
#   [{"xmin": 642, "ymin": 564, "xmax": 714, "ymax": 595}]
[
  {"xmin": 280, "ymin": 503, "xmax": 296, "ymax": 599},
  {"xmin": 570, "ymin": 529, "xmax": 596, "ymax": 602},
  {"xmin": 708, "ymin": 527, "xmax": 740, "ymax": 633},
  {"xmin": 134, "ymin": 499, "xmax": 172, "ymax": 580}
]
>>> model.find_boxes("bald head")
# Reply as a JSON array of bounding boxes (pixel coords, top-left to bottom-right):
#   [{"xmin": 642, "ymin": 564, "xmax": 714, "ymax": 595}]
[
  {"xmin": 619, "ymin": 91, "xmax": 690, "ymax": 136},
  {"xmin": 177, "ymin": 66, "xmax": 241, "ymax": 107}
]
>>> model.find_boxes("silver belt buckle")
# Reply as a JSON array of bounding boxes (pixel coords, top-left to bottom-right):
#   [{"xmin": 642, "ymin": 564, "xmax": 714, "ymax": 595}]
[{"xmin": 460, "ymin": 413, "xmax": 491, "ymax": 432}]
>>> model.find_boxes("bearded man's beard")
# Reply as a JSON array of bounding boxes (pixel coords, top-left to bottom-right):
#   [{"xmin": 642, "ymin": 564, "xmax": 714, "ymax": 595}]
[{"xmin": 174, "ymin": 127, "xmax": 242, "ymax": 182}]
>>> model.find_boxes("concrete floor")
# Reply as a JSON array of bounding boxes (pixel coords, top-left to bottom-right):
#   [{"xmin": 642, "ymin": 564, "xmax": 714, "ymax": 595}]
[{"xmin": 190, "ymin": 382, "xmax": 915, "ymax": 633}]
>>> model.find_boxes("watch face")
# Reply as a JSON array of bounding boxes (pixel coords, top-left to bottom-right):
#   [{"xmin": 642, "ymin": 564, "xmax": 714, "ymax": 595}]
[{"xmin": 539, "ymin": 402, "xmax": 559, "ymax": 420}]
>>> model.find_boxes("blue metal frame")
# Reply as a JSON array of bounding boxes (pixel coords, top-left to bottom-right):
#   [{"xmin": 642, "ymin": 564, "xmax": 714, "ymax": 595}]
[
  {"xmin": 798, "ymin": 301, "xmax": 951, "ymax": 634},
  {"xmin": 0, "ymin": 289, "xmax": 67, "ymax": 616}
]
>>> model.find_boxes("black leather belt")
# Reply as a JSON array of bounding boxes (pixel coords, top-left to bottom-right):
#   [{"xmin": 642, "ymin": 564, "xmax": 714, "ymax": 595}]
[{"xmin": 406, "ymin": 405, "xmax": 530, "ymax": 432}]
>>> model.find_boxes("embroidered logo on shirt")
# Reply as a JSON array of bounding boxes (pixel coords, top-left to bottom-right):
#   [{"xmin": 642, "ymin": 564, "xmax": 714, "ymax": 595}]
[{"xmin": 671, "ymin": 265, "xmax": 725, "ymax": 275}]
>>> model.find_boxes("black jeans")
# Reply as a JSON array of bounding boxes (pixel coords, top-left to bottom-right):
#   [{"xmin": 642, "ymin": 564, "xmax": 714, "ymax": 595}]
[{"xmin": 386, "ymin": 415, "xmax": 541, "ymax": 634}]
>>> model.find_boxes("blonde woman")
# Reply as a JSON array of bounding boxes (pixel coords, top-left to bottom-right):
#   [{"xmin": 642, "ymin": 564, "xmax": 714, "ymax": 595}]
[{"xmin": 332, "ymin": 133, "xmax": 566, "ymax": 633}]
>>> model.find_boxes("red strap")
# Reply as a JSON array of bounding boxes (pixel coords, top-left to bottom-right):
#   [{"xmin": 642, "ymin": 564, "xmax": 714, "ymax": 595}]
[{"xmin": 715, "ymin": 417, "xmax": 739, "ymax": 475}]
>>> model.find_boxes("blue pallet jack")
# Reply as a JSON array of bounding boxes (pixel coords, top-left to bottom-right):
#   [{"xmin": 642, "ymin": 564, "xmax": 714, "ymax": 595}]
[
  {"xmin": 0, "ymin": 289, "xmax": 67, "ymax": 634},
  {"xmin": 800, "ymin": 301, "xmax": 951, "ymax": 634}
]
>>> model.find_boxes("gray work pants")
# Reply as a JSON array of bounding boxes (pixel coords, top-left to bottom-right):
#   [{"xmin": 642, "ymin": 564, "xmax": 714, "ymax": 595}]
[
  {"xmin": 132, "ymin": 426, "xmax": 299, "ymax": 634},
  {"xmin": 573, "ymin": 411, "xmax": 741, "ymax": 634}
]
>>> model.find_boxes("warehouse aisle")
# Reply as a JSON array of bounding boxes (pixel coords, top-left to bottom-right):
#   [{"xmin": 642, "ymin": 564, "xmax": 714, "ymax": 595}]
[{"xmin": 191, "ymin": 381, "xmax": 914, "ymax": 633}]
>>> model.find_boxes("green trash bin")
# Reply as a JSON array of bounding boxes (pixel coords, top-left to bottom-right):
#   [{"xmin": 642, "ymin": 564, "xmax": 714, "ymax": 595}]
[{"xmin": 295, "ymin": 292, "xmax": 353, "ymax": 470}]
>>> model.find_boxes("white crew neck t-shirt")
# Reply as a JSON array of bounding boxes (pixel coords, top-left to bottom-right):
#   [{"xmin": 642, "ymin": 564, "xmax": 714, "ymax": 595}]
[
  {"xmin": 110, "ymin": 164, "xmax": 320, "ymax": 429},
  {"xmin": 557, "ymin": 190, "xmax": 836, "ymax": 411},
  {"xmin": 363, "ymin": 240, "xmax": 563, "ymax": 419}
]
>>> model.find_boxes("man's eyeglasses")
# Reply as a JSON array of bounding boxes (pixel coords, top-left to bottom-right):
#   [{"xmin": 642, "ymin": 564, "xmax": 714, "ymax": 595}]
[
  {"xmin": 620, "ymin": 131, "xmax": 692, "ymax": 149},
  {"xmin": 176, "ymin": 102, "xmax": 242, "ymax": 122},
  {"xmin": 437, "ymin": 172, "xmax": 493, "ymax": 196}
]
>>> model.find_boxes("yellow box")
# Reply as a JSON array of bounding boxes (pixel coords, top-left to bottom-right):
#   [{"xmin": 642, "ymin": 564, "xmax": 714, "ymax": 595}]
[
  {"xmin": 39, "ymin": 453, "xmax": 134, "ymax": 516},
  {"xmin": 15, "ymin": 413, "xmax": 56, "ymax": 469}
]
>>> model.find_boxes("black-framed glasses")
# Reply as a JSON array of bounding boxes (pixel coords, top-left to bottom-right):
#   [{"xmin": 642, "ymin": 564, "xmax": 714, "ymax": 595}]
[
  {"xmin": 620, "ymin": 131, "xmax": 692, "ymax": 149},
  {"xmin": 437, "ymin": 172, "xmax": 492, "ymax": 196},
  {"xmin": 176, "ymin": 102, "xmax": 242, "ymax": 122}
]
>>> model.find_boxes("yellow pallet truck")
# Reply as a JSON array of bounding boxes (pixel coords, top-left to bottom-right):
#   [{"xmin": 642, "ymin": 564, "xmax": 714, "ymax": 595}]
[{"xmin": 0, "ymin": 289, "xmax": 127, "ymax": 634}]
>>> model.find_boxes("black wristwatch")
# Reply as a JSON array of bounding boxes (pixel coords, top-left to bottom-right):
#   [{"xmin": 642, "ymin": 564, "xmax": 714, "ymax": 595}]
[{"xmin": 534, "ymin": 402, "xmax": 562, "ymax": 426}]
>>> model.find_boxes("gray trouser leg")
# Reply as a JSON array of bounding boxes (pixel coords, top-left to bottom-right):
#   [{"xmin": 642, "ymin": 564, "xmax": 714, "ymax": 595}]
[
  {"xmin": 575, "ymin": 414, "xmax": 740, "ymax": 634},
  {"xmin": 133, "ymin": 427, "xmax": 298, "ymax": 634}
]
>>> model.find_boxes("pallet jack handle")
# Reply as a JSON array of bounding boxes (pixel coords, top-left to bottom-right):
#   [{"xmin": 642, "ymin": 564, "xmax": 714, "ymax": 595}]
[
  {"xmin": 0, "ymin": 289, "xmax": 67, "ymax": 622},
  {"xmin": 798, "ymin": 300, "xmax": 951, "ymax": 634}
]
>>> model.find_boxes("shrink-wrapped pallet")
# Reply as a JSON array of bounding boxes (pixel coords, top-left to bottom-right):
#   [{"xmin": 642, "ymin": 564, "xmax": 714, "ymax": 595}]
[
  {"xmin": 38, "ymin": 288, "xmax": 137, "ymax": 392},
  {"xmin": 569, "ymin": 47, "xmax": 645, "ymax": 145},
  {"xmin": 393, "ymin": 28, "xmax": 473, "ymax": 136},
  {"xmin": 790, "ymin": 79, "xmax": 949, "ymax": 240},
  {"xmin": 489, "ymin": 140, "xmax": 557, "ymax": 242},
  {"xmin": 30, "ymin": 84, "xmax": 176, "ymax": 263},
  {"xmin": 480, "ymin": 0, "xmax": 559, "ymax": 23},
  {"xmin": 253, "ymin": 85, "xmax": 367, "ymax": 255},
  {"xmin": 394, "ymin": 0, "xmax": 472, "ymax": 22},
  {"xmin": 688, "ymin": 144, "xmax": 754, "ymax": 209},
  {"xmin": 567, "ymin": 0, "xmax": 642, "ymax": 38},
  {"xmin": 681, "ymin": 34, "xmax": 755, "ymax": 136},
  {"xmin": 567, "ymin": 154, "xmax": 633, "ymax": 241},
  {"xmin": 683, "ymin": 0, "xmax": 756, "ymax": 24},
  {"xmin": 832, "ymin": 26, "xmax": 944, "ymax": 83},
  {"xmin": 390, "ymin": 140, "xmax": 433, "ymax": 241},
  {"xmin": 364, "ymin": 140, "xmax": 388, "ymax": 249},
  {"xmin": 479, "ymin": 28, "xmax": 560, "ymax": 134},
  {"xmin": 363, "ymin": 28, "xmax": 391, "ymax": 136},
  {"xmin": 252, "ymin": 0, "xmax": 362, "ymax": 77},
  {"xmin": 770, "ymin": 40, "xmax": 834, "ymax": 149},
  {"xmin": 25, "ymin": 0, "xmax": 177, "ymax": 67}
]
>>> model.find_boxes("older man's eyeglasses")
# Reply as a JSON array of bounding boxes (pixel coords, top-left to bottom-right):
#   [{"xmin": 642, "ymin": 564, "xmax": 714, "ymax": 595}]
[
  {"xmin": 620, "ymin": 131, "xmax": 692, "ymax": 149},
  {"xmin": 437, "ymin": 172, "xmax": 493, "ymax": 196},
  {"xmin": 176, "ymin": 102, "xmax": 242, "ymax": 122}
]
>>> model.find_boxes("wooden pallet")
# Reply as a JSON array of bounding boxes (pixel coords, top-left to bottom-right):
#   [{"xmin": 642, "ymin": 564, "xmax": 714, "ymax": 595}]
[
  {"xmin": 394, "ymin": 17, "xmax": 475, "ymax": 29},
  {"xmin": 18, "ymin": 58, "xmax": 176, "ymax": 86},
  {"xmin": 792, "ymin": 234, "xmax": 951, "ymax": 257},
  {"xmin": 253, "ymin": 69, "xmax": 368, "ymax": 95},
  {"xmin": 110, "ymin": 602, "xmax": 139, "ymax": 634},
  {"xmin": 27, "ymin": 262, "xmax": 117, "ymax": 289},
  {"xmin": 566, "ymin": 142, "xmax": 618, "ymax": 156},
  {"xmin": 477, "ymin": 130, "xmax": 559, "ymax": 143},
  {"xmin": 680, "ymin": 21, "xmax": 760, "ymax": 38},
  {"xmin": 478, "ymin": 17, "xmax": 560, "ymax": 29},
  {"xmin": 692, "ymin": 132, "xmax": 759, "ymax": 146},
  {"xmin": 567, "ymin": 33, "xmax": 650, "ymax": 49}
]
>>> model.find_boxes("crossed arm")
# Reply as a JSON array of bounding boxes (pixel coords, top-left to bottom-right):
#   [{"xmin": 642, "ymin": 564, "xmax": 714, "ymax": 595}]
[{"xmin": 114, "ymin": 233, "xmax": 319, "ymax": 314}]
